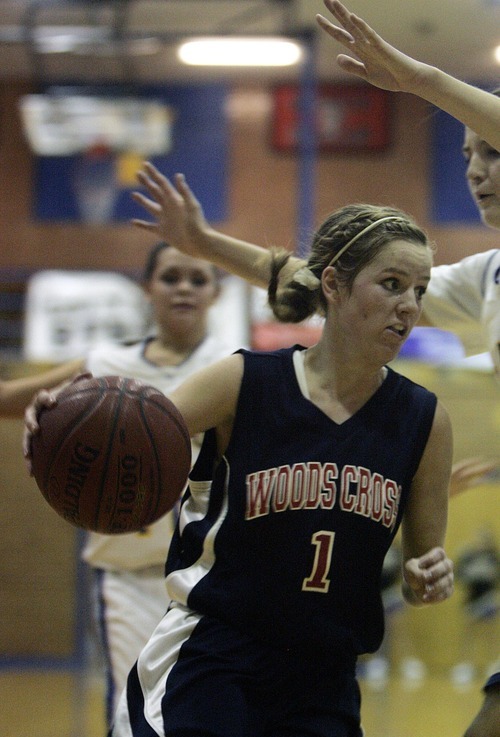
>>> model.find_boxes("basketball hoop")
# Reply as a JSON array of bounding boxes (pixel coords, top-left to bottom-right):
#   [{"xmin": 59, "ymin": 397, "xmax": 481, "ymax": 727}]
[
  {"xmin": 19, "ymin": 94, "xmax": 174, "ymax": 157},
  {"xmin": 72, "ymin": 139, "xmax": 117, "ymax": 224},
  {"xmin": 19, "ymin": 92, "xmax": 174, "ymax": 223}
]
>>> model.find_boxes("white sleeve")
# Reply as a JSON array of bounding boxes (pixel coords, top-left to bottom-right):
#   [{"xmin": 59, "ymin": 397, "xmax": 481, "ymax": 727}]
[{"xmin": 424, "ymin": 250, "xmax": 500, "ymax": 356}]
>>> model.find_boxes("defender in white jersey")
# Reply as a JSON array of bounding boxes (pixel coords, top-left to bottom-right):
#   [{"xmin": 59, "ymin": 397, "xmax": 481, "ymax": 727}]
[
  {"xmin": 423, "ymin": 250, "xmax": 500, "ymax": 373},
  {"xmin": 313, "ymin": 1, "xmax": 500, "ymax": 378},
  {"xmin": 420, "ymin": 94, "xmax": 500, "ymax": 375}
]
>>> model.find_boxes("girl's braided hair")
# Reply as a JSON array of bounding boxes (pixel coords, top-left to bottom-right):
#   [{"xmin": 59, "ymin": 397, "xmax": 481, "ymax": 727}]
[{"xmin": 267, "ymin": 203, "xmax": 430, "ymax": 323}]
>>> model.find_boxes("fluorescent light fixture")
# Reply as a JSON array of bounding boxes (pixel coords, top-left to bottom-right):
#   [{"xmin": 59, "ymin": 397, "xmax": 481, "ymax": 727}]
[
  {"xmin": 178, "ymin": 37, "xmax": 302, "ymax": 67},
  {"xmin": 33, "ymin": 26, "xmax": 110, "ymax": 53},
  {"xmin": 495, "ymin": 44, "xmax": 500, "ymax": 64},
  {"xmin": 32, "ymin": 26, "xmax": 160, "ymax": 56}
]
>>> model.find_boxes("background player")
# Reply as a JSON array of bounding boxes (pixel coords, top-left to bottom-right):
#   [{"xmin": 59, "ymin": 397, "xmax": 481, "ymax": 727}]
[
  {"xmin": 80, "ymin": 241, "xmax": 236, "ymax": 723},
  {"xmin": 10, "ymin": 240, "xmax": 237, "ymax": 726}
]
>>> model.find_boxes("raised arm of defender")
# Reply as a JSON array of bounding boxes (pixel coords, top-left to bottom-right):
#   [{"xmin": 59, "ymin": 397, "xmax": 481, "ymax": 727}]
[{"xmin": 316, "ymin": 0, "xmax": 500, "ymax": 151}]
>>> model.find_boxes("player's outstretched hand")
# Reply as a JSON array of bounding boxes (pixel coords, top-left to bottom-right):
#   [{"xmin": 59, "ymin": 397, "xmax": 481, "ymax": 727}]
[
  {"xmin": 316, "ymin": 0, "xmax": 426, "ymax": 94},
  {"xmin": 22, "ymin": 373, "xmax": 92, "ymax": 473},
  {"xmin": 449, "ymin": 457, "xmax": 499, "ymax": 498},
  {"xmin": 404, "ymin": 547, "xmax": 454, "ymax": 605},
  {"xmin": 131, "ymin": 163, "xmax": 209, "ymax": 259}
]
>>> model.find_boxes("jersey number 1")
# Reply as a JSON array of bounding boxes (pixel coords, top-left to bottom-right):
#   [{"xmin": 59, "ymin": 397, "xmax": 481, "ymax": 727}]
[{"xmin": 302, "ymin": 531, "xmax": 335, "ymax": 593}]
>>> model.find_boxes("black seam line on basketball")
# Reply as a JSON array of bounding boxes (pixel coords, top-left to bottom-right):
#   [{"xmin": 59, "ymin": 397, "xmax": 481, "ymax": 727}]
[
  {"xmin": 94, "ymin": 377, "xmax": 127, "ymax": 530},
  {"xmin": 41, "ymin": 384, "xmax": 107, "ymax": 491},
  {"xmin": 146, "ymin": 396, "xmax": 191, "ymax": 448},
  {"xmin": 138, "ymin": 399, "xmax": 164, "ymax": 520}
]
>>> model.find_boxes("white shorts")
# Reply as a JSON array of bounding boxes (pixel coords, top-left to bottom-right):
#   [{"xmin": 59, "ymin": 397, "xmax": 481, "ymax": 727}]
[{"xmin": 94, "ymin": 565, "xmax": 169, "ymax": 725}]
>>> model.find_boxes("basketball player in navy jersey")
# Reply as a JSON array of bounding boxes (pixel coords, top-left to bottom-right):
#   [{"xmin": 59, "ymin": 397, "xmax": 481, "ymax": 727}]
[
  {"xmin": 95, "ymin": 199, "xmax": 455, "ymax": 737},
  {"xmin": 126, "ymin": 1, "xmax": 497, "ymax": 732}
]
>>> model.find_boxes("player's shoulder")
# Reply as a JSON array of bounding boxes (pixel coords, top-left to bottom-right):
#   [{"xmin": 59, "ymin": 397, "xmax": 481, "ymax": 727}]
[
  {"xmin": 484, "ymin": 249, "xmax": 500, "ymax": 282},
  {"xmin": 472, "ymin": 249, "xmax": 500, "ymax": 295},
  {"xmin": 464, "ymin": 249, "xmax": 500, "ymax": 279},
  {"xmin": 197, "ymin": 334, "xmax": 244, "ymax": 360},
  {"xmin": 86, "ymin": 339, "xmax": 145, "ymax": 372},
  {"xmin": 428, "ymin": 250, "xmax": 499, "ymax": 303},
  {"xmin": 387, "ymin": 366, "xmax": 437, "ymax": 405},
  {"xmin": 236, "ymin": 345, "xmax": 300, "ymax": 374},
  {"xmin": 237, "ymin": 345, "xmax": 301, "ymax": 360},
  {"xmin": 434, "ymin": 249, "xmax": 499, "ymax": 278}
]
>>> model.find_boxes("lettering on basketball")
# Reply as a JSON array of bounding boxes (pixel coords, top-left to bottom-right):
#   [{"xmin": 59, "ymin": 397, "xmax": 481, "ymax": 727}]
[
  {"xmin": 245, "ymin": 462, "xmax": 401, "ymax": 530},
  {"xmin": 62, "ymin": 442, "xmax": 101, "ymax": 523},
  {"xmin": 113, "ymin": 454, "xmax": 146, "ymax": 530}
]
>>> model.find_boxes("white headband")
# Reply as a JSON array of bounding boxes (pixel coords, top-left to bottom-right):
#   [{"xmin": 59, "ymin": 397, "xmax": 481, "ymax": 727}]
[{"xmin": 327, "ymin": 216, "xmax": 406, "ymax": 268}]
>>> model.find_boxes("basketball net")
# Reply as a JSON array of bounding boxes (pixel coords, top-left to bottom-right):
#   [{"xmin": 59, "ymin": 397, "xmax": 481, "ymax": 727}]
[
  {"xmin": 72, "ymin": 139, "xmax": 118, "ymax": 224},
  {"xmin": 19, "ymin": 94, "xmax": 174, "ymax": 223}
]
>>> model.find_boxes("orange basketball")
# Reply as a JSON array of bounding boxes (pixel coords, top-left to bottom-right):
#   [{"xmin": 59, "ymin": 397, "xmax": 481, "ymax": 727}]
[{"xmin": 30, "ymin": 376, "xmax": 191, "ymax": 534}]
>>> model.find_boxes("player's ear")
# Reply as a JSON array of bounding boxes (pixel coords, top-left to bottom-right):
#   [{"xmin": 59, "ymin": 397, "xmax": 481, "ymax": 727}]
[
  {"xmin": 210, "ymin": 267, "xmax": 223, "ymax": 303},
  {"xmin": 211, "ymin": 280, "xmax": 222, "ymax": 303},
  {"xmin": 321, "ymin": 266, "xmax": 342, "ymax": 305},
  {"xmin": 141, "ymin": 280, "xmax": 153, "ymax": 301}
]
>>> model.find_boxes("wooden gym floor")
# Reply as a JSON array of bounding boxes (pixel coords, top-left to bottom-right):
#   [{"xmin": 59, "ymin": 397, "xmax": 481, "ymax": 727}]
[{"xmin": 0, "ymin": 666, "xmax": 488, "ymax": 737}]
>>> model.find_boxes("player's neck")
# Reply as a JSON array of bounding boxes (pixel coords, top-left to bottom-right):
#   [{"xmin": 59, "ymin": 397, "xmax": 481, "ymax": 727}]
[
  {"xmin": 144, "ymin": 333, "xmax": 207, "ymax": 367},
  {"xmin": 303, "ymin": 345, "xmax": 387, "ymax": 423}
]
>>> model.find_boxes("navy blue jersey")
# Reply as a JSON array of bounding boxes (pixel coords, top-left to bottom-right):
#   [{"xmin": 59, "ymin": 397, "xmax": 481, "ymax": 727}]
[
  {"xmin": 165, "ymin": 346, "xmax": 437, "ymax": 665},
  {"xmin": 484, "ymin": 671, "xmax": 500, "ymax": 691}
]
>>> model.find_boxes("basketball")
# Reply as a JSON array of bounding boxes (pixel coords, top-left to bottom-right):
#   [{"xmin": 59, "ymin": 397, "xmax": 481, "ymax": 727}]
[{"xmin": 30, "ymin": 375, "xmax": 191, "ymax": 534}]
